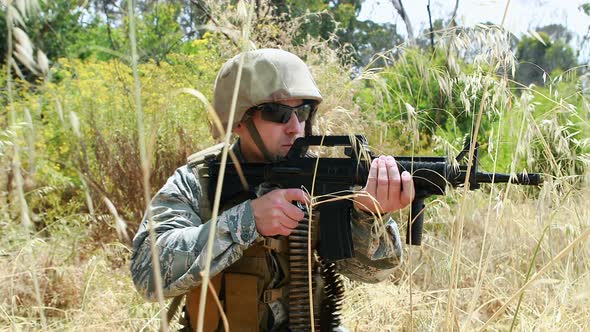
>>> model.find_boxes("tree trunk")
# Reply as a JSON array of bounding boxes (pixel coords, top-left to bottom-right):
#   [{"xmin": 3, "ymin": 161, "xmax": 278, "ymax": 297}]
[
  {"xmin": 445, "ymin": 0, "xmax": 460, "ymax": 77},
  {"xmin": 391, "ymin": 0, "xmax": 414, "ymax": 44},
  {"xmin": 448, "ymin": 0, "xmax": 459, "ymax": 29},
  {"xmin": 427, "ymin": 0, "xmax": 435, "ymax": 53}
]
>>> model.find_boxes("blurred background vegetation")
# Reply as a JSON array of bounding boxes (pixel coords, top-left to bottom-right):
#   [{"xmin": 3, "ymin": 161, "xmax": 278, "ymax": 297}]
[{"xmin": 1, "ymin": 0, "xmax": 589, "ymax": 330}]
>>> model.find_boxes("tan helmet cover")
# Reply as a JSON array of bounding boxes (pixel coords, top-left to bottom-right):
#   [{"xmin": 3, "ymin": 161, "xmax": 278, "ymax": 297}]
[{"xmin": 212, "ymin": 48, "xmax": 323, "ymax": 139}]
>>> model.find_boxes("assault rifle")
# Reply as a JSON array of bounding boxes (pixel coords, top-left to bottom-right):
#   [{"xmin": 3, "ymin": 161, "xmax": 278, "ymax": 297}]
[{"xmin": 207, "ymin": 135, "xmax": 542, "ymax": 262}]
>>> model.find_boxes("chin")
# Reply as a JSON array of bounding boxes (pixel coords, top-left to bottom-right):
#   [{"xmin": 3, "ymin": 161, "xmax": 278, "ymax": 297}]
[{"xmin": 277, "ymin": 149, "xmax": 289, "ymax": 158}]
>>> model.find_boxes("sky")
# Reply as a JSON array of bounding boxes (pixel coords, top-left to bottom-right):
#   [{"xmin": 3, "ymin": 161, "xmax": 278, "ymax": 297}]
[{"xmin": 358, "ymin": 0, "xmax": 589, "ymax": 47}]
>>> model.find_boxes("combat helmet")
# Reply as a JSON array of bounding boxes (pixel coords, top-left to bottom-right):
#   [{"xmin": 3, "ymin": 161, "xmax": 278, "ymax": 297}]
[{"xmin": 212, "ymin": 49, "xmax": 323, "ymax": 160}]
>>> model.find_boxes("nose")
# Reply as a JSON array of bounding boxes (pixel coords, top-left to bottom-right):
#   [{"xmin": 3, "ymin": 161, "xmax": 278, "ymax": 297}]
[{"xmin": 284, "ymin": 111, "xmax": 304, "ymax": 135}]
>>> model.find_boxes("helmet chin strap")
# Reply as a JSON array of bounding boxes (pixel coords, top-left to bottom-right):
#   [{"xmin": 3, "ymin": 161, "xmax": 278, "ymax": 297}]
[{"xmin": 244, "ymin": 117, "xmax": 276, "ymax": 162}]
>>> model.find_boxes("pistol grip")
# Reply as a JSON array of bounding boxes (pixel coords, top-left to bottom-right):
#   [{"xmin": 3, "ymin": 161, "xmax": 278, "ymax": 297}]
[{"xmin": 406, "ymin": 198, "xmax": 425, "ymax": 245}]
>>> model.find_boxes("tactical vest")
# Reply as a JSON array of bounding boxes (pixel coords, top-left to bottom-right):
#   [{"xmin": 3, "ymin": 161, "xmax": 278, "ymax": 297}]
[{"xmin": 184, "ymin": 144, "xmax": 291, "ymax": 332}]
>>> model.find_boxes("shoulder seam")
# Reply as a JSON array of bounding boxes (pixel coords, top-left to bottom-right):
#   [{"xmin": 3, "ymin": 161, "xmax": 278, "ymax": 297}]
[{"xmin": 187, "ymin": 142, "xmax": 226, "ymax": 166}]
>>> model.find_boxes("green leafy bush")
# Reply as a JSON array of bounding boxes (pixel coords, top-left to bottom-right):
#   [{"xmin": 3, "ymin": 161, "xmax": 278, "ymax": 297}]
[{"xmin": 4, "ymin": 37, "xmax": 223, "ymax": 236}]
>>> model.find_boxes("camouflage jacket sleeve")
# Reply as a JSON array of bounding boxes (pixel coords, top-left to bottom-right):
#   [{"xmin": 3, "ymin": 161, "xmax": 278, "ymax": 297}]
[
  {"xmin": 334, "ymin": 208, "xmax": 403, "ymax": 283},
  {"xmin": 130, "ymin": 165, "xmax": 261, "ymax": 301}
]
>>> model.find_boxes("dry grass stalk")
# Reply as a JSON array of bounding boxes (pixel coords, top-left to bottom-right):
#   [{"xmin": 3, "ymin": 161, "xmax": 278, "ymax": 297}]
[
  {"xmin": 3, "ymin": 1, "xmax": 46, "ymax": 327},
  {"xmin": 126, "ymin": 0, "xmax": 168, "ymax": 330},
  {"xmin": 194, "ymin": 2, "xmax": 255, "ymax": 331}
]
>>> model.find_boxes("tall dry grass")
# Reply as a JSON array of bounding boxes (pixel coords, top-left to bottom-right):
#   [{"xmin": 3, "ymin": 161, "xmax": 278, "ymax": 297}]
[
  {"xmin": 341, "ymin": 186, "xmax": 590, "ymax": 331},
  {"xmin": 2, "ymin": 188, "xmax": 588, "ymax": 331},
  {"xmin": 1, "ymin": 0, "xmax": 589, "ymax": 331}
]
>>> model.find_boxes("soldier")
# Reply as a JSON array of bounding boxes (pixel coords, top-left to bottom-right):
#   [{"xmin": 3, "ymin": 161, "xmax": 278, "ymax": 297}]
[{"xmin": 130, "ymin": 48, "xmax": 415, "ymax": 331}]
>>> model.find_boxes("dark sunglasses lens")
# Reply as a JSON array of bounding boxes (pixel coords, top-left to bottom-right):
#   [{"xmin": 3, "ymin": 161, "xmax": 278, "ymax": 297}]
[
  {"xmin": 295, "ymin": 104, "xmax": 312, "ymax": 122},
  {"xmin": 260, "ymin": 105, "xmax": 287, "ymax": 123},
  {"xmin": 259, "ymin": 103, "xmax": 314, "ymax": 124}
]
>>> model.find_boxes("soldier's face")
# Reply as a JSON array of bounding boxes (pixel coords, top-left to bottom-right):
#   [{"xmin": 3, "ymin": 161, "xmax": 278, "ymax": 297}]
[{"xmin": 236, "ymin": 99, "xmax": 306, "ymax": 162}]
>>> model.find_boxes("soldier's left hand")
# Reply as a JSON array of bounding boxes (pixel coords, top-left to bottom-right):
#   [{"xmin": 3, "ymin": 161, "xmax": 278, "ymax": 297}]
[{"xmin": 354, "ymin": 155, "xmax": 415, "ymax": 214}]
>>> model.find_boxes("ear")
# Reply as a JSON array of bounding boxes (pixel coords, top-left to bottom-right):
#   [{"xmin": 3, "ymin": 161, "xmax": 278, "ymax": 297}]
[{"xmin": 233, "ymin": 122, "xmax": 245, "ymax": 135}]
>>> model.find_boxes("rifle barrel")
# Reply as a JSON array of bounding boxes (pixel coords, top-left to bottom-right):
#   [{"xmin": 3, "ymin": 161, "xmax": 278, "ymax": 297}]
[{"xmin": 475, "ymin": 172, "xmax": 543, "ymax": 185}]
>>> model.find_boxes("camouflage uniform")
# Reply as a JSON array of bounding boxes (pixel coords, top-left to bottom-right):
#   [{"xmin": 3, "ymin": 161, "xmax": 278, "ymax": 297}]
[
  {"xmin": 130, "ymin": 48, "xmax": 404, "ymax": 330},
  {"xmin": 130, "ymin": 142, "xmax": 402, "ymax": 318}
]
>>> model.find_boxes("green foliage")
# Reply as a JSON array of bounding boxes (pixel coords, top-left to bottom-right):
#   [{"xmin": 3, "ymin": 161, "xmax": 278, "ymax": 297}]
[
  {"xmin": 0, "ymin": 1, "xmax": 112, "ymax": 66},
  {"xmin": 357, "ymin": 47, "xmax": 501, "ymax": 158},
  {"xmin": 0, "ymin": 7, "xmax": 7, "ymax": 68},
  {"xmin": 29, "ymin": 1, "xmax": 94, "ymax": 59},
  {"xmin": 353, "ymin": 25, "xmax": 588, "ymax": 181},
  {"xmin": 4, "ymin": 36, "xmax": 223, "ymax": 233},
  {"xmin": 526, "ymin": 76, "xmax": 589, "ymax": 182},
  {"xmin": 132, "ymin": 2, "xmax": 186, "ymax": 63},
  {"xmin": 538, "ymin": 24, "xmax": 573, "ymax": 43},
  {"xmin": 273, "ymin": 0, "xmax": 329, "ymax": 13},
  {"xmin": 516, "ymin": 30, "xmax": 578, "ymax": 86},
  {"xmin": 269, "ymin": 0, "xmax": 402, "ymax": 66},
  {"xmin": 0, "ymin": 0, "xmax": 211, "ymax": 74},
  {"xmin": 269, "ymin": 0, "xmax": 337, "ymax": 44}
]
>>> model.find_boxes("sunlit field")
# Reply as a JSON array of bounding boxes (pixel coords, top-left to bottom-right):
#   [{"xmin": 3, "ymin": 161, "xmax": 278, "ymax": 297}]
[{"xmin": 3, "ymin": 187, "xmax": 589, "ymax": 331}]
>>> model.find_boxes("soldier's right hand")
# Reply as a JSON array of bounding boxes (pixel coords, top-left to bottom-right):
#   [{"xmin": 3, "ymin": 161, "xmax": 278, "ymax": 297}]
[{"xmin": 250, "ymin": 188, "xmax": 309, "ymax": 236}]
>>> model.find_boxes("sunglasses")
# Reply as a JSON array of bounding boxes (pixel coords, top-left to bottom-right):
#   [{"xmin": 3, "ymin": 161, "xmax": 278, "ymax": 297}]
[{"xmin": 253, "ymin": 102, "xmax": 316, "ymax": 124}]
